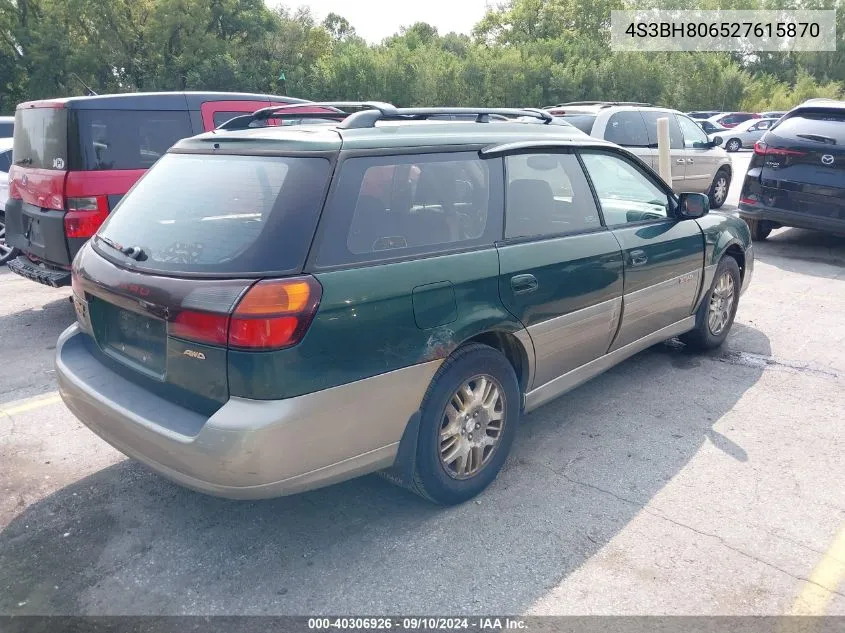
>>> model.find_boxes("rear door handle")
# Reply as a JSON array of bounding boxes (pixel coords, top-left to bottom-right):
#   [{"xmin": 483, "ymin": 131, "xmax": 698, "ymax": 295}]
[
  {"xmin": 686, "ymin": 158, "xmax": 695, "ymax": 164},
  {"xmin": 630, "ymin": 250, "xmax": 648, "ymax": 267},
  {"xmin": 511, "ymin": 274, "xmax": 538, "ymax": 295},
  {"xmin": 676, "ymin": 158, "xmax": 686, "ymax": 164}
]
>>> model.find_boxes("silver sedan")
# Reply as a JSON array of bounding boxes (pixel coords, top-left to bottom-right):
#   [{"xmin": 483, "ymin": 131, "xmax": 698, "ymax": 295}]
[{"xmin": 713, "ymin": 118, "xmax": 779, "ymax": 152}]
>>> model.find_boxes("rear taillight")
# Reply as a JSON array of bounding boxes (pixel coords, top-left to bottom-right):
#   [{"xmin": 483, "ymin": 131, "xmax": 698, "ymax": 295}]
[
  {"xmin": 753, "ymin": 141, "xmax": 806, "ymax": 157},
  {"xmin": 7, "ymin": 166, "xmax": 21, "ymax": 200},
  {"xmin": 64, "ymin": 196, "xmax": 109, "ymax": 239},
  {"xmin": 168, "ymin": 277, "xmax": 322, "ymax": 350},
  {"xmin": 229, "ymin": 277, "xmax": 322, "ymax": 350},
  {"xmin": 170, "ymin": 310, "xmax": 230, "ymax": 346}
]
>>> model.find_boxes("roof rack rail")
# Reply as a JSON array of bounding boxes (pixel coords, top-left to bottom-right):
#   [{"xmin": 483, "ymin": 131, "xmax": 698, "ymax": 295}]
[
  {"xmin": 552, "ymin": 101, "xmax": 653, "ymax": 108},
  {"xmin": 216, "ymin": 102, "xmax": 378, "ymax": 130},
  {"xmin": 217, "ymin": 101, "xmax": 554, "ymax": 130}
]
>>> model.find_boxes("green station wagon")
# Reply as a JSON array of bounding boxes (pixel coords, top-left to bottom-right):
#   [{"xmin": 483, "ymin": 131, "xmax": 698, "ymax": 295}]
[{"xmin": 57, "ymin": 103, "xmax": 754, "ymax": 505}]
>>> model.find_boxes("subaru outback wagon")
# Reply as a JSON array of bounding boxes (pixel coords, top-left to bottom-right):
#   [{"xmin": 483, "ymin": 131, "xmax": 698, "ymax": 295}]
[{"xmin": 57, "ymin": 103, "xmax": 754, "ymax": 505}]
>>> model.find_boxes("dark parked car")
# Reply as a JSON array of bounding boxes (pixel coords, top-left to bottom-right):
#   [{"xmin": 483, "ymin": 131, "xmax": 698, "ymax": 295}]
[
  {"xmin": 688, "ymin": 111, "xmax": 722, "ymax": 120},
  {"xmin": 709, "ymin": 112, "xmax": 761, "ymax": 128},
  {"xmin": 4, "ymin": 91, "xmax": 333, "ymax": 283},
  {"xmin": 57, "ymin": 103, "xmax": 753, "ymax": 505},
  {"xmin": 739, "ymin": 100, "xmax": 845, "ymax": 240},
  {"xmin": 698, "ymin": 119, "xmax": 728, "ymax": 135}
]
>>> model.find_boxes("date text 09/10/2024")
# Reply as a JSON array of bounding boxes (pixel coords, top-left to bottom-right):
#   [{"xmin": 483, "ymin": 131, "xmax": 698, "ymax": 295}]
[{"xmin": 307, "ymin": 617, "xmax": 527, "ymax": 630}]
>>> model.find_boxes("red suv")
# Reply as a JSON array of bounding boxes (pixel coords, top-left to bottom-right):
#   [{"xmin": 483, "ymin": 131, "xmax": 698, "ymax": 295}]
[{"xmin": 3, "ymin": 92, "xmax": 331, "ymax": 285}]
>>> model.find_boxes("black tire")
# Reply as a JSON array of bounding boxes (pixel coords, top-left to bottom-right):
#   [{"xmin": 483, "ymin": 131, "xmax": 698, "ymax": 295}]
[
  {"xmin": 681, "ymin": 256, "xmax": 741, "ymax": 351},
  {"xmin": 745, "ymin": 217, "xmax": 772, "ymax": 241},
  {"xmin": 708, "ymin": 169, "xmax": 731, "ymax": 210},
  {"xmin": 726, "ymin": 138, "xmax": 742, "ymax": 152},
  {"xmin": 0, "ymin": 209, "xmax": 21, "ymax": 266},
  {"xmin": 410, "ymin": 343, "xmax": 520, "ymax": 505}
]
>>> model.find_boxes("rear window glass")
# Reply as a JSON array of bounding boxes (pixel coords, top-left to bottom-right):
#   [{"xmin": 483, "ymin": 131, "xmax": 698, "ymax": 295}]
[
  {"xmin": 605, "ymin": 112, "xmax": 649, "ymax": 147},
  {"xmin": 97, "ymin": 153, "xmax": 331, "ymax": 275},
  {"xmin": 559, "ymin": 115, "xmax": 596, "ymax": 134},
  {"xmin": 773, "ymin": 112, "xmax": 845, "ymax": 144},
  {"xmin": 13, "ymin": 108, "xmax": 68, "ymax": 170},
  {"xmin": 0, "ymin": 121, "xmax": 13, "ymax": 138},
  {"xmin": 0, "ymin": 149, "xmax": 11, "ymax": 172},
  {"xmin": 74, "ymin": 110, "xmax": 193, "ymax": 170},
  {"xmin": 316, "ymin": 152, "xmax": 503, "ymax": 267}
]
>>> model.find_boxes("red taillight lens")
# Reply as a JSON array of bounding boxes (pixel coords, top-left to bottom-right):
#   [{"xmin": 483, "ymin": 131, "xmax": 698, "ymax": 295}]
[
  {"xmin": 170, "ymin": 310, "xmax": 229, "ymax": 346},
  {"xmin": 753, "ymin": 141, "xmax": 806, "ymax": 157},
  {"xmin": 229, "ymin": 277, "xmax": 322, "ymax": 350},
  {"xmin": 168, "ymin": 277, "xmax": 322, "ymax": 350},
  {"xmin": 7, "ymin": 166, "xmax": 21, "ymax": 199},
  {"xmin": 228, "ymin": 316, "xmax": 299, "ymax": 349},
  {"xmin": 64, "ymin": 196, "xmax": 109, "ymax": 239}
]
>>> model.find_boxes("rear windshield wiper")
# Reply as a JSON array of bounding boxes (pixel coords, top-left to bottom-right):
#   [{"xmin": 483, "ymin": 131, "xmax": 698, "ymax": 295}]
[
  {"xmin": 14, "ymin": 158, "xmax": 32, "ymax": 166},
  {"xmin": 98, "ymin": 235, "xmax": 149, "ymax": 262},
  {"xmin": 796, "ymin": 133, "xmax": 837, "ymax": 145}
]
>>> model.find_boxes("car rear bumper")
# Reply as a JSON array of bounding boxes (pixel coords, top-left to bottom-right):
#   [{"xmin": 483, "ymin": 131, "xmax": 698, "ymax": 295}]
[
  {"xmin": 738, "ymin": 202, "xmax": 845, "ymax": 235},
  {"xmin": 7, "ymin": 254, "xmax": 72, "ymax": 286},
  {"xmin": 56, "ymin": 325, "xmax": 441, "ymax": 499}
]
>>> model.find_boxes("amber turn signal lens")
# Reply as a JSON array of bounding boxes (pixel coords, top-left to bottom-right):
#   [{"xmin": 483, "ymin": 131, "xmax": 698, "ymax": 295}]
[{"xmin": 234, "ymin": 279, "xmax": 313, "ymax": 315}]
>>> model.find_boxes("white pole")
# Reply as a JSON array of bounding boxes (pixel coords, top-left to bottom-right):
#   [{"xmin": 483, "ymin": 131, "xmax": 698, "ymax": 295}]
[{"xmin": 656, "ymin": 117, "xmax": 672, "ymax": 188}]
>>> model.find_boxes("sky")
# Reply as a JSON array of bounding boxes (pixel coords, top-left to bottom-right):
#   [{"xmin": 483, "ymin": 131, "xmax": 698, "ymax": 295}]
[{"xmin": 270, "ymin": 0, "xmax": 493, "ymax": 43}]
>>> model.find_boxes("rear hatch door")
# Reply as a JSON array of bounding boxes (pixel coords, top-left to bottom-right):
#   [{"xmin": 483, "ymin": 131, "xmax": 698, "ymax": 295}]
[
  {"xmin": 75, "ymin": 148, "xmax": 334, "ymax": 408},
  {"xmin": 6, "ymin": 105, "xmax": 72, "ymax": 264},
  {"xmin": 759, "ymin": 109, "xmax": 845, "ymax": 223}
]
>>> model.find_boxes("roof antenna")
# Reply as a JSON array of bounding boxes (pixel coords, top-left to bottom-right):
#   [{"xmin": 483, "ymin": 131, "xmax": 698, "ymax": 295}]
[{"xmin": 69, "ymin": 73, "xmax": 98, "ymax": 96}]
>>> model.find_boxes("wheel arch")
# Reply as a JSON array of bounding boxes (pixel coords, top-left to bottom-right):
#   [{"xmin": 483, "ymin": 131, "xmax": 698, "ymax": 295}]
[
  {"xmin": 461, "ymin": 329, "xmax": 534, "ymax": 395},
  {"xmin": 723, "ymin": 242, "xmax": 746, "ymax": 282},
  {"xmin": 386, "ymin": 328, "xmax": 533, "ymax": 490}
]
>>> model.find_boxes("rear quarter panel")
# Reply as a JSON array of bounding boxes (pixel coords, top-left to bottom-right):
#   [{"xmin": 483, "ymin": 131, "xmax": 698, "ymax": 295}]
[{"xmin": 227, "ymin": 249, "xmax": 524, "ymax": 400}]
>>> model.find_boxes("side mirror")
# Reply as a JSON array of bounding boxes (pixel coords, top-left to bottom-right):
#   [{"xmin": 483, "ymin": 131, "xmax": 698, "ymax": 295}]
[
  {"xmin": 711, "ymin": 135, "xmax": 723, "ymax": 147},
  {"xmin": 678, "ymin": 192, "xmax": 709, "ymax": 219}
]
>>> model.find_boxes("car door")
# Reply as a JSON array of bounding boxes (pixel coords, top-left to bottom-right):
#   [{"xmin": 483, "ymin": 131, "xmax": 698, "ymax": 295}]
[
  {"xmin": 579, "ymin": 149, "xmax": 705, "ymax": 350},
  {"xmin": 675, "ymin": 113, "xmax": 722, "ymax": 193},
  {"xmin": 496, "ymin": 150, "xmax": 624, "ymax": 389},
  {"xmin": 745, "ymin": 119, "xmax": 772, "ymax": 145},
  {"xmin": 640, "ymin": 109, "xmax": 686, "ymax": 190}
]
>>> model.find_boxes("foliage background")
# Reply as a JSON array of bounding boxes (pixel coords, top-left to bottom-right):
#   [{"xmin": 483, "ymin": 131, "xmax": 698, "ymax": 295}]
[{"xmin": 1, "ymin": 0, "xmax": 843, "ymax": 113}]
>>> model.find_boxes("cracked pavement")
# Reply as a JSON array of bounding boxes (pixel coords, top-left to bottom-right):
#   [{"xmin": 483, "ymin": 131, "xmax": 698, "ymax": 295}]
[{"xmin": 1, "ymin": 215, "xmax": 844, "ymax": 615}]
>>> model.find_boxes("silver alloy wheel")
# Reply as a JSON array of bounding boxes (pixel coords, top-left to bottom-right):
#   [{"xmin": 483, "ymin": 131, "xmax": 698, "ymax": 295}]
[
  {"xmin": 708, "ymin": 271, "xmax": 736, "ymax": 336},
  {"xmin": 712, "ymin": 175, "xmax": 728, "ymax": 205},
  {"xmin": 0, "ymin": 214, "xmax": 12, "ymax": 261},
  {"xmin": 439, "ymin": 374, "xmax": 506, "ymax": 480},
  {"xmin": 727, "ymin": 139, "xmax": 741, "ymax": 152}
]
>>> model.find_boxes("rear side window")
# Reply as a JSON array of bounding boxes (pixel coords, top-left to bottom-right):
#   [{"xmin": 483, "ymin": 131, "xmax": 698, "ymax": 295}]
[
  {"xmin": 641, "ymin": 111, "xmax": 683, "ymax": 149},
  {"xmin": 505, "ymin": 153, "xmax": 601, "ymax": 238},
  {"xmin": 316, "ymin": 152, "xmax": 502, "ymax": 267},
  {"xmin": 560, "ymin": 115, "xmax": 596, "ymax": 134},
  {"xmin": 605, "ymin": 112, "xmax": 649, "ymax": 147},
  {"xmin": 13, "ymin": 108, "xmax": 68, "ymax": 170},
  {"xmin": 74, "ymin": 110, "xmax": 193, "ymax": 170},
  {"xmin": 97, "ymin": 153, "xmax": 331, "ymax": 275},
  {"xmin": 772, "ymin": 112, "xmax": 845, "ymax": 144},
  {"xmin": 0, "ymin": 121, "xmax": 13, "ymax": 138},
  {"xmin": 0, "ymin": 149, "xmax": 11, "ymax": 172},
  {"xmin": 213, "ymin": 111, "xmax": 251, "ymax": 127}
]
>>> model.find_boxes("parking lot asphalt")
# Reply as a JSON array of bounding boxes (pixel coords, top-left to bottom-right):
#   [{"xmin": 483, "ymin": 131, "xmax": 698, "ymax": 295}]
[{"xmin": 2, "ymin": 149, "xmax": 844, "ymax": 616}]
